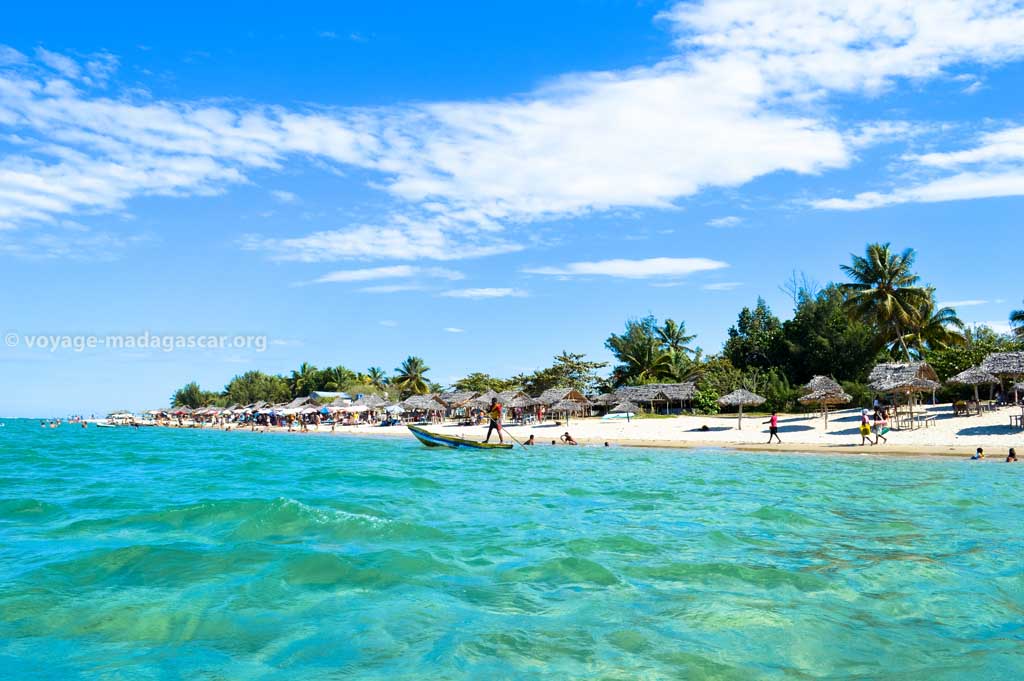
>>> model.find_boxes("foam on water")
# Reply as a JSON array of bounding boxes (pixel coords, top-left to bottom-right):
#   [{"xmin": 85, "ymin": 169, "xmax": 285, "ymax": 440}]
[{"xmin": 1, "ymin": 418, "xmax": 1022, "ymax": 679}]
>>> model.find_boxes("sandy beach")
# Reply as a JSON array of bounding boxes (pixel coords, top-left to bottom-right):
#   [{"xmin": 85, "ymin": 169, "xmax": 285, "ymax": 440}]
[{"xmin": 213, "ymin": 402, "xmax": 1024, "ymax": 458}]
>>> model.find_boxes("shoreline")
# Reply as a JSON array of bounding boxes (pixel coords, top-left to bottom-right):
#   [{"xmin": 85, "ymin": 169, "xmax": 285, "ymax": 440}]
[{"xmin": 153, "ymin": 415, "xmax": 1017, "ymax": 459}]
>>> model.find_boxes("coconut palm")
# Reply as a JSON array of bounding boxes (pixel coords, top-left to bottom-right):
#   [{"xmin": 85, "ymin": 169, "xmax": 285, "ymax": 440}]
[
  {"xmin": 366, "ymin": 367, "xmax": 388, "ymax": 390},
  {"xmin": 657, "ymin": 318, "xmax": 697, "ymax": 357},
  {"xmin": 392, "ymin": 356, "xmax": 431, "ymax": 396},
  {"xmin": 840, "ymin": 243, "xmax": 928, "ymax": 359},
  {"xmin": 288, "ymin": 362, "xmax": 320, "ymax": 397},
  {"xmin": 321, "ymin": 366, "xmax": 354, "ymax": 392},
  {"xmin": 901, "ymin": 294, "xmax": 966, "ymax": 356},
  {"xmin": 1011, "ymin": 300, "xmax": 1024, "ymax": 338}
]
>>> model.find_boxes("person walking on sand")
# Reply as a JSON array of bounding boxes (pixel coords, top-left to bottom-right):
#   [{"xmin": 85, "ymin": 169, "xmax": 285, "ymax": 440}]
[
  {"xmin": 483, "ymin": 397, "xmax": 504, "ymax": 444},
  {"xmin": 873, "ymin": 408, "xmax": 888, "ymax": 445},
  {"xmin": 764, "ymin": 411, "xmax": 781, "ymax": 444},
  {"xmin": 859, "ymin": 409, "xmax": 873, "ymax": 446}
]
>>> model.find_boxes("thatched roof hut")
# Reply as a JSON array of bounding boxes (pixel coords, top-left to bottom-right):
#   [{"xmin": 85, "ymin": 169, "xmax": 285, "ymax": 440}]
[
  {"xmin": 438, "ymin": 390, "xmax": 479, "ymax": 408},
  {"xmin": 504, "ymin": 393, "xmax": 538, "ymax": 408},
  {"xmin": 535, "ymin": 388, "xmax": 590, "ymax": 406},
  {"xmin": 590, "ymin": 393, "xmax": 619, "ymax": 406},
  {"xmin": 718, "ymin": 389, "xmax": 766, "ymax": 430},
  {"xmin": 949, "ymin": 366, "xmax": 1000, "ymax": 409},
  {"xmin": 868, "ymin": 362, "xmax": 940, "ymax": 393},
  {"xmin": 981, "ymin": 351, "xmax": 1024, "ymax": 377},
  {"xmin": 468, "ymin": 389, "xmax": 500, "ymax": 409},
  {"xmin": 612, "ymin": 383, "xmax": 694, "ymax": 414},
  {"xmin": 400, "ymin": 394, "xmax": 446, "ymax": 411},
  {"xmin": 354, "ymin": 394, "xmax": 388, "ymax": 408},
  {"xmin": 282, "ymin": 396, "xmax": 313, "ymax": 410}
]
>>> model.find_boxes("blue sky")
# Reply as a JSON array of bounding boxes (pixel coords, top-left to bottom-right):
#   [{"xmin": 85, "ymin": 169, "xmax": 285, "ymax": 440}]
[{"xmin": 1, "ymin": 1, "xmax": 1023, "ymax": 417}]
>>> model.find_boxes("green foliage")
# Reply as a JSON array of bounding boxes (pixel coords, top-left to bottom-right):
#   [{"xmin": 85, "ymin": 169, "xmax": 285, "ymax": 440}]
[
  {"xmin": 840, "ymin": 242, "xmax": 929, "ymax": 359},
  {"xmin": 692, "ymin": 388, "xmax": 720, "ymax": 415},
  {"xmin": 170, "ymin": 381, "xmax": 218, "ymax": 408},
  {"xmin": 392, "ymin": 356, "xmax": 431, "ymax": 397},
  {"xmin": 453, "ymin": 372, "xmax": 519, "ymax": 393},
  {"xmin": 924, "ymin": 325, "xmax": 1023, "ymax": 380},
  {"xmin": 521, "ymin": 352, "xmax": 608, "ymax": 394},
  {"xmin": 755, "ymin": 368, "xmax": 799, "ymax": 413},
  {"xmin": 606, "ymin": 316, "xmax": 699, "ymax": 386},
  {"xmin": 781, "ymin": 285, "xmax": 879, "ymax": 384},
  {"xmin": 841, "ymin": 381, "xmax": 873, "ymax": 410},
  {"xmin": 694, "ymin": 356, "xmax": 742, "ymax": 395},
  {"xmin": 222, "ymin": 371, "xmax": 291, "ymax": 405},
  {"xmin": 723, "ymin": 298, "xmax": 784, "ymax": 371}
]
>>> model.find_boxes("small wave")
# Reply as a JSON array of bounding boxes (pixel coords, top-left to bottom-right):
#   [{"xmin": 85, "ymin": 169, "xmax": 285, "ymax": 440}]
[
  {"xmin": 500, "ymin": 556, "xmax": 620, "ymax": 587},
  {"xmin": 0, "ymin": 498, "xmax": 65, "ymax": 520},
  {"xmin": 627, "ymin": 560, "xmax": 828, "ymax": 592}
]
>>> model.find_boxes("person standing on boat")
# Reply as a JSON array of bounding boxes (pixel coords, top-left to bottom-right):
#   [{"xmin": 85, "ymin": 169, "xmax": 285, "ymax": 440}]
[{"xmin": 484, "ymin": 397, "xmax": 504, "ymax": 444}]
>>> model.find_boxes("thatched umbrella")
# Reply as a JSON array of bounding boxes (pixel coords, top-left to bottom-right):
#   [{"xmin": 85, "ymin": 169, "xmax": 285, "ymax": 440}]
[
  {"xmin": 982, "ymin": 351, "xmax": 1024, "ymax": 401},
  {"xmin": 505, "ymin": 394, "xmax": 537, "ymax": 408},
  {"xmin": 550, "ymin": 398, "xmax": 585, "ymax": 424},
  {"xmin": 799, "ymin": 387, "xmax": 851, "ymax": 427},
  {"xmin": 949, "ymin": 367, "xmax": 1000, "ymax": 412},
  {"xmin": 468, "ymin": 390, "xmax": 500, "ymax": 410},
  {"xmin": 354, "ymin": 394, "xmax": 388, "ymax": 409},
  {"xmin": 717, "ymin": 389, "xmax": 766, "ymax": 430},
  {"xmin": 609, "ymin": 400, "xmax": 640, "ymax": 423}
]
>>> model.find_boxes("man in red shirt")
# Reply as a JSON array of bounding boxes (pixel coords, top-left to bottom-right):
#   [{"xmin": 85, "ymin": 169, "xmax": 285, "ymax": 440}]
[{"xmin": 484, "ymin": 398, "xmax": 504, "ymax": 444}]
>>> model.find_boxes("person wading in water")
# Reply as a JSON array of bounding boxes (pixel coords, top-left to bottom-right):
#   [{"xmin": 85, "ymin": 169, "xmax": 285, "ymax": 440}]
[{"xmin": 484, "ymin": 397, "xmax": 504, "ymax": 444}]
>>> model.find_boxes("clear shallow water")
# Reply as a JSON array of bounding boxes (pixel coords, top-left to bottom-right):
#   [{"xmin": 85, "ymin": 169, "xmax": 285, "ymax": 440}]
[{"xmin": 1, "ymin": 420, "xmax": 1021, "ymax": 679}]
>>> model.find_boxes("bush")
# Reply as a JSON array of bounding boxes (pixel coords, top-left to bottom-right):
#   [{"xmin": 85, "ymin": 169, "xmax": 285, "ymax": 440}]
[
  {"xmin": 841, "ymin": 381, "xmax": 872, "ymax": 410},
  {"xmin": 692, "ymin": 388, "xmax": 721, "ymax": 415}
]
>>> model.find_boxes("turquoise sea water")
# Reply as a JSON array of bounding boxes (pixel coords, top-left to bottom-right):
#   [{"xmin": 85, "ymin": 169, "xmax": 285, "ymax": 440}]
[{"xmin": 0, "ymin": 419, "xmax": 1021, "ymax": 679}]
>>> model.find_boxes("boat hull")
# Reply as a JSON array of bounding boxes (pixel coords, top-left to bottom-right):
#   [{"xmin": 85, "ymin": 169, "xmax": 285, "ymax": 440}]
[{"xmin": 408, "ymin": 425, "xmax": 513, "ymax": 450}]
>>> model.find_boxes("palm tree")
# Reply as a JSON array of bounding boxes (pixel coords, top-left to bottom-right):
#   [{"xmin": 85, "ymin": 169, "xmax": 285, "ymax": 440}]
[
  {"xmin": 840, "ymin": 243, "xmax": 928, "ymax": 360},
  {"xmin": 366, "ymin": 367, "xmax": 388, "ymax": 390},
  {"xmin": 289, "ymin": 362, "xmax": 320, "ymax": 397},
  {"xmin": 1011, "ymin": 300, "xmax": 1024, "ymax": 338},
  {"xmin": 656, "ymin": 319, "xmax": 697, "ymax": 357},
  {"xmin": 901, "ymin": 294, "xmax": 966, "ymax": 356},
  {"xmin": 392, "ymin": 356, "xmax": 431, "ymax": 396},
  {"xmin": 321, "ymin": 366, "xmax": 351, "ymax": 392}
]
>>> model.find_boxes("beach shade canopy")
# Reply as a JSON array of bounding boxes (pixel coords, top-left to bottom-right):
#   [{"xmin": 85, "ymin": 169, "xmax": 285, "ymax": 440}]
[
  {"xmin": 981, "ymin": 351, "xmax": 1024, "ymax": 376},
  {"xmin": 868, "ymin": 362, "xmax": 941, "ymax": 393},
  {"xmin": 949, "ymin": 366, "xmax": 1001, "ymax": 412},
  {"xmin": 468, "ymin": 389, "xmax": 501, "ymax": 409},
  {"xmin": 717, "ymin": 389, "xmax": 766, "ymax": 430},
  {"xmin": 505, "ymin": 393, "xmax": 538, "ymax": 408},
  {"xmin": 799, "ymin": 387, "xmax": 852, "ymax": 427},
  {"xmin": 590, "ymin": 393, "xmax": 620, "ymax": 406},
  {"xmin": 354, "ymin": 394, "xmax": 388, "ymax": 408},
  {"xmin": 401, "ymin": 394, "xmax": 445, "ymax": 411},
  {"xmin": 608, "ymin": 401, "xmax": 640, "ymax": 421},
  {"xmin": 173, "ymin": 406, "xmax": 193, "ymax": 414},
  {"xmin": 342, "ymin": 404, "xmax": 369, "ymax": 413},
  {"xmin": 385, "ymin": 404, "xmax": 405, "ymax": 414},
  {"xmin": 438, "ymin": 390, "xmax": 479, "ymax": 408},
  {"xmin": 804, "ymin": 375, "xmax": 843, "ymax": 394},
  {"xmin": 550, "ymin": 399, "xmax": 585, "ymax": 413}
]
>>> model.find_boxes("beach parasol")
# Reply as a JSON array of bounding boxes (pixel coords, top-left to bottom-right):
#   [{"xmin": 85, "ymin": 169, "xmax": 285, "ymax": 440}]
[
  {"xmin": 505, "ymin": 394, "xmax": 537, "ymax": 408},
  {"xmin": 609, "ymin": 400, "xmax": 640, "ymax": 422},
  {"xmin": 948, "ymin": 367, "xmax": 1000, "ymax": 412},
  {"xmin": 717, "ymin": 389, "xmax": 766, "ymax": 430},
  {"xmin": 799, "ymin": 379, "xmax": 851, "ymax": 427},
  {"xmin": 550, "ymin": 398, "xmax": 585, "ymax": 424},
  {"xmin": 342, "ymin": 404, "xmax": 369, "ymax": 413},
  {"xmin": 982, "ymin": 351, "xmax": 1024, "ymax": 401},
  {"xmin": 354, "ymin": 394, "xmax": 388, "ymax": 408}
]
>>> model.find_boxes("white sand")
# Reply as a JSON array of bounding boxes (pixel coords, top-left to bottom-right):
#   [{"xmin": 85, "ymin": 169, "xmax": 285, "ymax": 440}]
[{"xmin": 252, "ymin": 402, "xmax": 1024, "ymax": 458}]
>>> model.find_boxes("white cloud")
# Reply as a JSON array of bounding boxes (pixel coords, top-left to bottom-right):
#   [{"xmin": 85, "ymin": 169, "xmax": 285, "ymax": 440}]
[
  {"xmin": 939, "ymin": 299, "xmax": 988, "ymax": 308},
  {"xmin": 4, "ymin": 1, "xmax": 1024, "ymax": 253},
  {"xmin": 310, "ymin": 265, "xmax": 463, "ymax": 284},
  {"xmin": 441, "ymin": 288, "xmax": 527, "ymax": 299},
  {"xmin": 360, "ymin": 284, "xmax": 423, "ymax": 294},
  {"xmin": 707, "ymin": 216, "xmax": 741, "ymax": 228},
  {"xmin": 525, "ymin": 257, "xmax": 727, "ymax": 279},
  {"xmin": 271, "ymin": 190, "xmax": 297, "ymax": 203},
  {"xmin": 35, "ymin": 48, "xmax": 81, "ymax": 79},
  {"xmin": 444, "ymin": 327, "xmax": 464, "ymax": 333},
  {"xmin": 702, "ymin": 281, "xmax": 741, "ymax": 291}
]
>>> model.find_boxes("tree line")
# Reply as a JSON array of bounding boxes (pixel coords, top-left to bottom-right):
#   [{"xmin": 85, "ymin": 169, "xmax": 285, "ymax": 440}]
[{"xmin": 172, "ymin": 243, "xmax": 1024, "ymax": 412}]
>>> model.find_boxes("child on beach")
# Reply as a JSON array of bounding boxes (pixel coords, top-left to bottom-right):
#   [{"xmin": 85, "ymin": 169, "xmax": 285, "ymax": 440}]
[
  {"xmin": 873, "ymin": 409, "xmax": 888, "ymax": 445},
  {"xmin": 764, "ymin": 411, "xmax": 781, "ymax": 444},
  {"xmin": 859, "ymin": 409, "xmax": 873, "ymax": 446}
]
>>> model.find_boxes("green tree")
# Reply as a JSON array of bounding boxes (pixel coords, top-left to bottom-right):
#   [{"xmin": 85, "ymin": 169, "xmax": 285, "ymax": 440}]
[
  {"xmin": 924, "ymin": 325, "xmax": 1022, "ymax": 380},
  {"xmin": 321, "ymin": 365, "xmax": 357, "ymax": 392},
  {"xmin": 901, "ymin": 292, "xmax": 965, "ymax": 357},
  {"xmin": 781, "ymin": 285, "xmax": 879, "ymax": 384},
  {"xmin": 392, "ymin": 356, "xmax": 431, "ymax": 397},
  {"xmin": 523, "ymin": 352, "xmax": 608, "ymax": 394},
  {"xmin": 723, "ymin": 298, "xmax": 784, "ymax": 370},
  {"xmin": 366, "ymin": 367, "xmax": 388, "ymax": 390},
  {"xmin": 606, "ymin": 316, "xmax": 673, "ymax": 386},
  {"xmin": 222, "ymin": 371, "xmax": 292, "ymax": 405},
  {"xmin": 656, "ymin": 318, "xmax": 697, "ymax": 357},
  {"xmin": 453, "ymin": 372, "xmax": 516, "ymax": 393},
  {"xmin": 288, "ymin": 362, "xmax": 321, "ymax": 397},
  {"xmin": 171, "ymin": 381, "xmax": 217, "ymax": 408},
  {"xmin": 1011, "ymin": 300, "xmax": 1024, "ymax": 337},
  {"xmin": 840, "ymin": 242, "xmax": 928, "ymax": 359}
]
